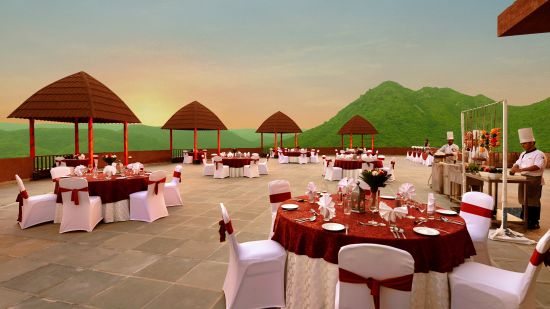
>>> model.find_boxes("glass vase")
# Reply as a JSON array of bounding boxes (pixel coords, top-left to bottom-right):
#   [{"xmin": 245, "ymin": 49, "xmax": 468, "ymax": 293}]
[{"xmin": 369, "ymin": 189, "xmax": 380, "ymax": 213}]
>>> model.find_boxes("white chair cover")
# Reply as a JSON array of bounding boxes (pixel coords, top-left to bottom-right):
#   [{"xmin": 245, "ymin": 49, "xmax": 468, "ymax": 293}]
[
  {"xmin": 267, "ymin": 180, "xmax": 291, "ymax": 239},
  {"xmin": 277, "ymin": 151, "xmax": 289, "ymax": 164},
  {"xmin": 335, "ymin": 243, "xmax": 415, "ymax": 309},
  {"xmin": 15, "ymin": 175, "xmax": 57, "ymax": 229},
  {"xmin": 202, "ymin": 155, "xmax": 215, "ymax": 176},
  {"xmin": 213, "ymin": 156, "xmax": 230, "ymax": 179},
  {"xmin": 310, "ymin": 149, "xmax": 320, "ymax": 163},
  {"xmin": 449, "ymin": 229, "xmax": 550, "ymax": 309},
  {"xmin": 258, "ymin": 155, "xmax": 269, "ymax": 175},
  {"xmin": 243, "ymin": 155, "xmax": 260, "ymax": 178},
  {"xmin": 219, "ymin": 203, "xmax": 287, "ymax": 309},
  {"xmin": 298, "ymin": 149, "xmax": 309, "ymax": 164},
  {"xmin": 460, "ymin": 191, "xmax": 494, "ymax": 265},
  {"xmin": 164, "ymin": 165, "xmax": 183, "ymax": 207},
  {"xmin": 129, "ymin": 170, "xmax": 169, "ymax": 222},
  {"xmin": 58, "ymin": 177, "xmax": 103, "ymax": 233},
  {"xmin": 324, "ymin": 160, "xmax": 343, "ymax": 181}
]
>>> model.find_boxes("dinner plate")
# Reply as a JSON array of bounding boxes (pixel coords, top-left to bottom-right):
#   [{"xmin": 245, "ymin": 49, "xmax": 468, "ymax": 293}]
[
  {"xmin": 322, "ymin": 223, "xmax": 345, "ymax": 232},
  {"xmin": 413, "ymin": 226, "xmax": 440, "ymax": 236},
  {"xmin": 436, "ymin": 209, "xmax": 458, "ymax": 216},
  {"xmin": 281, "ymin": 204, "xmax": 299, "ymax": 211},
  {"xmin": 380, "ymin": 195, "xmax": 396, "ymax": 200}
]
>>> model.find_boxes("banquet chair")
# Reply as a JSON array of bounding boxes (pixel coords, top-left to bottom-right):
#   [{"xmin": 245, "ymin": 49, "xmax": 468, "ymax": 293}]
[
  {"xmin": 50, "ymin": 166, "xmax": 71, "ymax": 180},
  {"xmin": 335, "ymin": 243, "xmax": 415, "ymax": 309},
  {"xmin": 267, "ymin": 180, "xmax": 291, "ymax": 239},
  {"xmin": 243, "ymin": 155, "xmax": 260, "ymax": 178},
  {"xmin": 459, "ymin": 191, "xmax": 494, "ymax": 265},
  {"xmin": 449, "ymin": 228, "xmax": 550, "ymax": 309},
  {"xmin": 321, "ymin": 156, "xmax": 328, "ymax": 176},
  {"xmin": 324, "ymin": 160, "xmax": 343, "ymax": 181},
  {"xmin": 298, "ymin": 149, "xmax": 308, "ymax": 164},
  {"xmin": 164, "ymin": 165, "xmax": 183, "ymax": 207},
  {"xmin": 129, "ymin": 170, "xmax": 169, "ymax": 222},
  {"xmin": 310, "ymin": 149, "xmax": 320, "ymax": 163},
  {"xmin": 54, "ymin": 156, "xmax": 66, "ymax": 167},
  {"xmin": 219, "ymin": 203, "xmax": 287, "ymax": 309},
  {"xmin": 58, "ymin": 177, "xmax": 103, "ymax": 233},
  {"xmin": 213, "ymin": 156, "xmax": 230, "ymax": 179},
  {"xmin": 14, "ymin": 175, "xmax": 57, "ymax": 229},
  {"xmin": 258, "ymin": 154, "xmax": 269, "ymax": 175},
  {"xmin": 277, "ymin": 151, "xmax": 289, "ymax": 164},
  {"xmin": 183, "ymin": 151, "xmax": 193, "ymax": 164},
  {"xmin": 202, "ymin": 155, "xmax": 215, "ymax": 176}
]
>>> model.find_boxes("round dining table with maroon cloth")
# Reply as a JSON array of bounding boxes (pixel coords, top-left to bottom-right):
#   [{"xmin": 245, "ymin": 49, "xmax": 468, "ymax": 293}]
[
  {"xmin": 55, "ymin": 174, "xmax": 149, "ymax": 204},
  {"xmin": 221, "ymin": 158, "xmax": 251, "ymax": 168},
  {"xmin": 334, "ymin": 159, "xmax": 363, "ymax": 170},
  {"xmin": 272, "ymin": 196, "xmax": 475, "ymax": 273},
  {"xmin": 61, "ymin": 159, "xmax": 89, "ymax": 167},
  {"xmin": 283, "ymin": 151, "xmax": 310, "ymax": 157}
]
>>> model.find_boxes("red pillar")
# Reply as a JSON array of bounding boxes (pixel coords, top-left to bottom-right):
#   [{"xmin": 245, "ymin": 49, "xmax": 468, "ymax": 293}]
[
  {"xmin": 29, "ymin": 119, "xmax": 35, "ymax": 160},
  {"xmin": 74, "ymin": 119, "xmax": 79, "ymax": 154},
  {"xmin": 274, "ymin": 132, "xmax": 278, "ymax": 150},
  {"xmin": 193, "ymin": 128, "xmax": 198, "ymax": 161},
  {"xmin": 361, "ymin": 135, "xmax": 364, "ymax": 148},
  {"xmin": 217, "ymin": 128, "xmax": 221, "ymax": 155},
  {"xmin": 280, "ymin": 133, "xmax": 283, "ymax": 148},
  {"xmin": 260, "ymin": 133, "xmax": 264, "ymax": 150},
  {"xmin": 349, "ymin": 134, "xmax": 353, "ymax": 148},
  {"xmin": 371, "ymin": 135, "xmax": 374, "ymax": 151},
  {"xmin": 88, "ymin": 117, "xmax": 94, "ymax": 167},
  {"xmin": 123, "ymin": 121, "xmax": 128, "ymax": 165},
  {"xmin": 169, "ymin": 129, "xmax": 173, "ymax": 155}
]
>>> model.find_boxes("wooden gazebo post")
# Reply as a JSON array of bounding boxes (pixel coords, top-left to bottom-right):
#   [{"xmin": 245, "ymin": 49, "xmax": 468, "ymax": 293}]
[
  {"xmin": 193, "ymin": 128, "xmax": 198, "ymax": 161},
  {"xmin": 88, "ymin": 117, "xmax": 94, "ymax": 167},
  {"xmin": 169, "ymin": 129, "xmax": 173, "ymax": 156},
  {"xmin": 123, "ymin": 121, "xmax": 128, "ymax": 165},
  {"xmin": 217, "ymin": 128, "xmax": 221, "ymax": 155},
  {"xmin": 280, "ymin": 133, "xmax": 283, "ymax": 148},
  {"xmin": 29, "ymin": 119, "xmax": 35, "ymax": 160},
  {"xmin": 371, "ymin": 135, "xmax": 375, "ymax": 151},
  {"xmin": 274, "ymin": 132, "xmax": 278, "ymax": 151},
  {"xmin": 74, "ymin": 119, "xmax": 79, "ymax": 154},
  {"xmin": 349, "ymin": 134, "xmax": 353, "ymax": 148}
]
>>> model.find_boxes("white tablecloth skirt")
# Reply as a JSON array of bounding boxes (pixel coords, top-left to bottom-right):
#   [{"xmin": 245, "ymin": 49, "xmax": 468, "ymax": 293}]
[
  {"xmin": 229, "ymin": 167, "xmax": 243, "ymax": 178},
  {"xmin": 341, "ymin": 169, "xmax": 361, "ymax": 180},
  {"xmin": 54, "ymin": 200, "xmax": 130, "ymax": 224},
  {"xmin": 284, "ymin": 252, "xmax": 450, "ymax": 309}
]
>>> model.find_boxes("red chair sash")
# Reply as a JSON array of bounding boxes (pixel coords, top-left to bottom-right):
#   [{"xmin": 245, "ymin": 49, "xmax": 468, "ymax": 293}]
[
  {"xmin": 215, "ymin": 161, "xmax": 223, "ymax": 169},
  {"xmin": 148, "ymin": 178, "xmax": 166, "ymax": 195},
  {"xmin": 339, "ymin": 268, "xmax": 413, "ymax": 309},
  {"xmin": 460, "ymin": 202, "xmax": 492, "ymax": 218},
  {"xmin": 269, "ymin": 191, "xmax": 291, "ymax": 203},
  {"xmin": 173, "ymin": 171, "xmax": 181, "ymax": 182},
  {"xmin": 218, "ymin": 220, "xmax": 234, "ymax": 242},
  {"xmin": 373, "ymin": 161, "xmax": 383, "ymax": 168},
  {"xmin": 530, "ymin": 249, "xmax": 550, "ymax": 267},
  {"xmin": 58, "ymin": 187, "xmax": 89, "ymax": 205},
  {"xmin": 16, "ymin": 190, "xmax": 29, "ymax": 222}
]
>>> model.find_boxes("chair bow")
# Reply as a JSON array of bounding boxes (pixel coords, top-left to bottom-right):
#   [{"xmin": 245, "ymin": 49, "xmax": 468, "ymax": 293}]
[
  {"xmin": 148, "ymin": 178, "xmax": 166, "ymax": 195},
  {"xmin": 16, "ymin": 190, "xmax": 29, "ymax": 222},
  {"xmin": 215, "ymin": 161, "xmax": 223, "ymax": 169},
  {"xmin": 58, "ymin": 187, "xmax": 89, "ymax": 205},
  {"xmin": 269, "ymin": 191, "xmax": 291, "ymax": 203},
  {"xmin": 173, "ymin": 171, "xmax": 181, "ymax": 182},
  {"xmin": 339, "ymin": 268, "xmax": 413, "ymax": 309},
  {"xmin": 218, "ymin": 220, "xmax": 234, "ymax": 242},
  {"xmin": 530, "ymin": 249, "xmax": 550, "ymax": 267},
  {"xmin": 460, "ymin": 202, "xmax": 492, "ymax": 218}
]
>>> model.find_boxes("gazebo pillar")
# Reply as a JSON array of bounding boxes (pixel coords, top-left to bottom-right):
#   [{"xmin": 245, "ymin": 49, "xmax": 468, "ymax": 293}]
[
  {"xmin": 88, "ymin": 117, "xmax": 94, "ymax": 167},
  {"xmin": 349, "ymin": 134, "xmax": 353, "ymax": 148},
  {"xmin": 123, "ymin": 121, "xmax": 128, "ymax": 165},
  {"xmin": 371, "ymin": 135, "xmax": 375, "ymax": 151},
  {"xmin": 280, "ymin": 133, "xmax": 283, "ymax": 148},
  {"xmin": 361, "ymin": 135, "xmax": 364, "ymax": 148},
  {"xmin": 74, "ymin": 119, "xmax": 79, "ymax": 154},
  {"xmin": 260, "ymin": 133, "xmax": 264, "ymax": 151},
  {"xmin": 274, "ymin": 132, "xmax": 278, "ymax": 151},
  {"xmin": 29, "ymin": 119, "xmax": 35, "ymax": 160},
  {"xmin": 217, "ymin": 128, "xmax": 221, "ymax": 155},
  {"xmin": 193, "ymin": 128, "xmax": 198, "ymax": 161},
  {"xmin": 169, "ymin": 129, "xmax": 173, "ymax": 156}
]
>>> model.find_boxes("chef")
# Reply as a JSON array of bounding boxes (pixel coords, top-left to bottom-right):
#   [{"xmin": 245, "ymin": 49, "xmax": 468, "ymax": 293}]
[{"xmin": 438, "ymin": 131, "xmax": 459, "ymax": 163}]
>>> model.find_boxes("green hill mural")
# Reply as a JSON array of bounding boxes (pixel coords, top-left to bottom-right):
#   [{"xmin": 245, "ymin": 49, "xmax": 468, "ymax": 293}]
[{"xmin": 1, "ymin": 81, "xmax": 548, "ymax": 158}]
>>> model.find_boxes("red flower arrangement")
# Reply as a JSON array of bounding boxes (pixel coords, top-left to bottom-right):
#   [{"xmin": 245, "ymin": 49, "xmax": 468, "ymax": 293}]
[{"xmin": 102, "ymin": 154, "xmax": 117, "ymax": 165}]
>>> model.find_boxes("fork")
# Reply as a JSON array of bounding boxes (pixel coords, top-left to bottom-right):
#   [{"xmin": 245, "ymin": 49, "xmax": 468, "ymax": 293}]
[{"xmin": 390, "ymin": 226, "xmax": 399, "ymax": 238}]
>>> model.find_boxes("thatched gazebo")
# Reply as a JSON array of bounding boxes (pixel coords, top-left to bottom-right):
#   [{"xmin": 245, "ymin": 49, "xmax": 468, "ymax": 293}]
[
  {"xmin": 162, "ymin": 101, "xmax": 227, "ymax": 162},
  {"xmin": 8, "ymin": 71, "xmax": 141, "ymax": 166},
  {"xmin": 256, "ymin": 111, "xmax": 302, "ymax": 150},
  {"xmin": 338, "ymin": 115, "xmax": 378, "ymax": 150}
]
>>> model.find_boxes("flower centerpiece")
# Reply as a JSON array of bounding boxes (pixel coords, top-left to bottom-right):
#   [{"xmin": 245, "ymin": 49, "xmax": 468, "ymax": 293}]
[
  {"xmin": 102, "ymin": 154, "xmax": 117, "ymax": 165},
  {"xmin": 359, "ymin": 169, "xmax": 390, "ymax": 212}
]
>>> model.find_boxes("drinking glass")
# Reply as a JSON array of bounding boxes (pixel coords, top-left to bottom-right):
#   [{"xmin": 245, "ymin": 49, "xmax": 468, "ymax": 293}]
[
  {"xmin": 343, "ymin": 198, "xmax": 352, "ymax": 234},
  {"xmin": 87, "ymin": 164, "xmax": 93, "ymax": 175}
]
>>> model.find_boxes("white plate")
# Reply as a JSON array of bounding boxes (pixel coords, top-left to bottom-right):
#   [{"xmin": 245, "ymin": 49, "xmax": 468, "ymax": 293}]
[
  {"xmin": 436, "ymin": 209, "xmax": 458, "ymax": 216},
  {"xmin": 380, "ymin": 195, "xmax": 396, "ymax": 200},
  {"xmin": 413, "ymin": 226, "xmax": 440, "ymax": 236},
  {"xmin": 281, "ymin": 204, "xmax": 298, "ymax": 211},
  {"xmin": 322, "ymin": 223, "xmax": 345, "ymax": 232}
]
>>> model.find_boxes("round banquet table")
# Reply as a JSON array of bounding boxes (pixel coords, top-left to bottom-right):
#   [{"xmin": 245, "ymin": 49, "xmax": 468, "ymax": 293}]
[
  {"xmin": 283, "ymin": 151, "xmax": 310, "ymax": 163},
  {"xmin": 54, "ymin": 174, "xmax": 149, "ymax": 223},
  {"xmin": 222, "ymin": 158, "xmax": 251, "ymax": 177},
  {"xmin": 271, "ymin": 196, "xmax": 476, "ymax": 309},
  {"xmin": 333, "ymin": 159, "xmax": 363, "ymax": 178}
]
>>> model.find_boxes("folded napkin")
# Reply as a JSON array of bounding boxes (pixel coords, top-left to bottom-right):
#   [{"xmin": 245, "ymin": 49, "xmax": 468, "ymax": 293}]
[
  {"xmin": 338, "ymin": 177, "xmax": 353, "ymax": 189},
  {"xmin": 398, "ymin": 183, "xmax": 416, "ymax": 200},
  {"xmin": 379, "ymin": 202, "xmax": 408, "ymax": 223},
  {"xmin": 427, "ymin": 193, "xmax": 435, "ymax": 214},
  {"xmin": 318, "ymin": 194, "xmax": 335, "ymax": 220},
  {"xmin": 103, "ymin": 165, "xmax": 116, "ymax": 175},
  {"xmin": 227, "ymin": 152, "xmax": 234, "ymax": 158},
  {"xmin": 306, "ymin": 182, "xmax": 317, "ymax": 193},
  {"xmin": 74, "ymin": 165, "xmax": 87, "ymax": 176}
]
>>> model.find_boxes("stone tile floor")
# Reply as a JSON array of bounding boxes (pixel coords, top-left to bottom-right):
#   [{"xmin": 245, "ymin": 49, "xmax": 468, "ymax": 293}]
[{"xmin": 0, "ymin": 156, "xmax": 549, "ymax": 308}]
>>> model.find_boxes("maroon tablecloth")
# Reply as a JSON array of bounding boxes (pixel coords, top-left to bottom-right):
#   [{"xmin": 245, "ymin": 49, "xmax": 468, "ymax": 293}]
[
  {"xmin": 271, "ymin": 196, "xmax": 476, "ymax": 273},
  {"xmin": 334, "ymin": 159, "xmax": 363, "ymax": 170},
  {"xmin": 283, "ymin": 151, "xmax": 310, "ymax": 157},
  {"xmin": 61, "ymin": 159, "xmax": 89, "ymax": 167},
  {"xmin": 222, "ymin": 158, "xmax": 251, "ymax": 168},
  {"xmin": 56, "ymin": 175, "xmax": 148, "ymax": 204}
]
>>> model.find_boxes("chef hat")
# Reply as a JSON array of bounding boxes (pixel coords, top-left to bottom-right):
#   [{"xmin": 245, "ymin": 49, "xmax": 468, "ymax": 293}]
[
  {"xmin": 447, "ymin": 131, "xmax": 454, "ymax": 140},
  {"xmin": 518, "ymin": 128, "xmax": 535, "ymax": 143}
]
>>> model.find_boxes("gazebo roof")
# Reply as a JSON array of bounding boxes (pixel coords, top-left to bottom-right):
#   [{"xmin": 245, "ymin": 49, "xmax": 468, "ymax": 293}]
[
  {"xmin": 8, "ymin": 71, "xmax": 140, "ymax": 123},
  {"xmin": 256, "ymin": 111, "xmax": 302, "ymax": 133},
  {"xmin": 498, "ymin": 0, "xmax": 550, "ymax": 36},
  {"xmin": 338, "ymin": 115, "xmax": 378, "ymax": 135},
  {"xmin": 162, "ymin": 101, "xmax": 227, "ymax": 130}
]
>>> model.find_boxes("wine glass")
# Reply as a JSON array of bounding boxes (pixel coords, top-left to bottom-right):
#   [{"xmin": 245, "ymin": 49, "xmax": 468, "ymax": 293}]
[{"xmin": 343, "ymin": 198, "xmax": 352, "ymax": 234}]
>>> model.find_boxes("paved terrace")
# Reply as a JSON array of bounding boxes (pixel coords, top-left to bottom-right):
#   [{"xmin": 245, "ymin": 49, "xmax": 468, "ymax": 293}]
[{"xmin": 0, "ymin": 156, "xmax": 549, "ymax": 308}]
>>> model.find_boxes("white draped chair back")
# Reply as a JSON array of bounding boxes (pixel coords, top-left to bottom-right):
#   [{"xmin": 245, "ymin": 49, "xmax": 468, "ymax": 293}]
[
  {"xmin": 324, "ymin": 159, "xmax": 343, "ymax": 181},
  {"xmin": 267, "ymin": 180, "xmax": 291, "ymax": 239},
  {"xmin": 129, "ymin": 170, "xmax": 169, "ymax": 222},
  {"xmin": 15, "ymin": 175, "xmax": 57, "ymax": 229},
  {"xmin": 459, "ymin": 192, "xmax": 494, "ymax": 265},
  {"xmin": 164, "ymin": 165, "xmax": 183, "ymax": 207},
  {"xmin": 243, "ymin": 154, "xmax": 260, "ymax": 178},
  {"xmin": 202, "ymin": 154, "xmax": 215, "ymax": 176},
  {"xmin": 449, "ymin": 229, "xmax": 550, "ymax": 309},
  {"xmin": 213, "ymin": 156, "xmax": 230, "ymax": 179},
  {"xmin": 219, "ymin": 203, "xmax": 287, "ymax": 309},
  {"xmin": 258, "ymin": 154, "xmax": 270, "ymax": 175},
  {"xmin": 58, "ymin": 177, "xmax": 103, "ymax": 233},
  {"xmin": 336, "ymin": 243, "xmax": 414, "ymax": 309}
]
